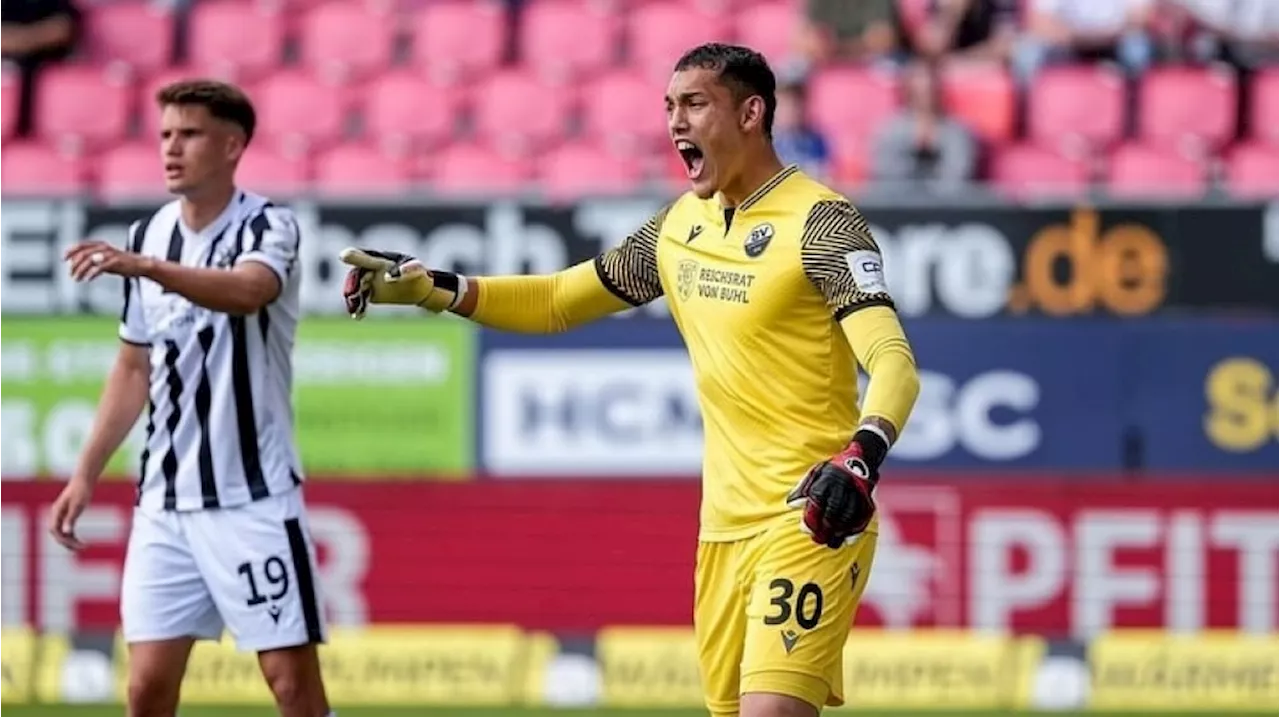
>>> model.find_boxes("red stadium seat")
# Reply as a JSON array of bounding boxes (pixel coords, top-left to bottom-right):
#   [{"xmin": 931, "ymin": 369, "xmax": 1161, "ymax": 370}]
[
  {"xmin": 313, "ymin": 143, "xmax": 414, "ymax": 195},
  {"xmin": 298, "ymin": 1, "xmax": 396, "ymax": 83},
  {"xmin": 97, "ymin": 142, "xmax": 163, "ymax": 199},
  {"xmin": 628, "ymin": 2, "xmax": 734, "ymax": 79},
  {"xmin": 2, "ymin": 68, "xmax": 18, "ymax": 140},
  {"xmin": 989, "ymin": 143, "xmax": 1092, "ymax": 199},
  {"xmin": 520, "ymin": 0, "xmax": 620, "ymax": 83},
  {"xmin": 1, "ymin": 142, "xmax": 86, "ymax": 194},
  {"xmin": 538, "ymin": 142, "xmax": 645, "ymax": 200},
  {"xmin": 187, "ymin": 0, "xmax": 286, "ymax": 81},
  {"xmin": 411, "ymin": 0, "xmax": 506, "ymax": 85},
  {"xmin": 253, "ymin": 71, "xmax": 349, "ymax": 150},
  {"xmin": 734, "ymin": 1, "xmax": 801, "ymax": 66},
  {"xmin": 471, "ymin": 70, "xmax": 574, "ymax": 152},
  {"xmin": 428, "ymin": 142, "xmax": 532, "ymax": 195},
  {"xmin": 84, "ymin": 2, "xmax": 176, "ymax": 73},
  {"xmin": 236, "ymin": 146, "xmax": 310, "ymax": 196},
  {"xmin": 1249, "ymin": 67, "xmax": 1278, "ymax": 145},
  {"xmin": 580, "ymin": 69, "xmax": 670, "ymax": 151},
  {"xmin": 1027, "ymin": 64, "xmax": 1125, "ymax": 151},
  {"xmin": 35, "ymin": 65, "xmax": 132, "ymax": 148},
  {"xmin": 806, "ymin": 67, "xmax": 899, "ymax": 145},
  {"xmin": 1106, "ymin": 142, "xmax": 1207, "ymax": 198},
  {"xmin": 1138, "ymin": 65, "xmax": 1236, "ymax": 152},
  {"xmin": 1222, "ymin": 141, "xmax": 1279, "ymax": 198},
  {"xmin": 940, "ymin": 62, "xmax": 1015, "ymax": 144},
  {"xmin": 362, "ymin": 71, "xmax": 463, "ymax": 148}
]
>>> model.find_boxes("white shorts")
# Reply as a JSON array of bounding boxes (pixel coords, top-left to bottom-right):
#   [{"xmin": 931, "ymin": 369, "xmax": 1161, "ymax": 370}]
[{"xmin": 120, "ymin": 486, "xmax": 327, "ymax": 652}]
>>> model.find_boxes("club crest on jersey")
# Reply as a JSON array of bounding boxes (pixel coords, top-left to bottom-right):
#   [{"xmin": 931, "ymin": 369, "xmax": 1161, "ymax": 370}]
[
  {"xmin": 744, "ymin": 223, "xmax": 774, "ymax": 258},
  {"xmin": 677, "ymin": 259, "xmax": 699, "ymax": 301}
]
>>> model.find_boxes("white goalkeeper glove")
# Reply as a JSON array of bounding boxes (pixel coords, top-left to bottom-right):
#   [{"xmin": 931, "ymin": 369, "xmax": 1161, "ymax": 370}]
[{"xmin": 338, "ymin": 247, "xmax": 466, "ymax": 319}]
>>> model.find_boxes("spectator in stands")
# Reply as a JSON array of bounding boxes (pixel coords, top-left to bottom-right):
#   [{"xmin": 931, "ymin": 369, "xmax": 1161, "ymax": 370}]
[
  {"xmin": 1160, "ymin": 0, "xmax": 1278, "ymax": 71},
  {"xmin": 772, "ymin": 80, "xmax": 831, "ymax": 179},
  {"xmin": 796, "ymin": 0, "xmax": 904, "ymax": 69},
  {"xmin": 870, "ymin": 60, "xmax": 977, "ymax": 192},
  {"xmin": 1013, "ymin": 0, "xmax": 1154, "ymax": 84},
  {"xmin": 910, "ymin": 0, "xmax": 1020, "ymax": 62},
  {"xmin": 1, "ymin": 0, "xmax": 82, "ymax": 137}
]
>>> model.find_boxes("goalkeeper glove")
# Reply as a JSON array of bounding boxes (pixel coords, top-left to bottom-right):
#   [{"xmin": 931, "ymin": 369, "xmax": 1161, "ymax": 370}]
[
  {"xmin": 786, "ymin": 428, "xmax": 888, "ymax": 549},
  {"xmin": 339, "ymin": 247, "xmax": 466, "ymax": 319}
]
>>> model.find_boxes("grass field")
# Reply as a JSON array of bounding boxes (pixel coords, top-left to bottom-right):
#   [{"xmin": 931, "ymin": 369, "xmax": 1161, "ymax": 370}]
[{"xmin": 5, "ymin": 708, "xmax": 1272, "ymax": 716}]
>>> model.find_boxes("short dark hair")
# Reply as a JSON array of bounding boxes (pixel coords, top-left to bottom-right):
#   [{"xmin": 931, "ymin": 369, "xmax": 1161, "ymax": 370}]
[
  {"xmin": 674, "ymin": 43, "xmax": 778, "ymax": 137},
  {"xmin": 156, "ymin": 79, "xmax": 257, "ymax": 143}
]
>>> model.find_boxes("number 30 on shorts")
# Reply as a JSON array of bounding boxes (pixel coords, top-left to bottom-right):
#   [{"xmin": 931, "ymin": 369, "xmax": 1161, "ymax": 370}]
[
  {"xmin": 237, "ymin": 557, "xmax": 291, "ymax": 607},
  {"xmin": 763, "ymin": 578, "xmax": 824, "ymax": 630}
]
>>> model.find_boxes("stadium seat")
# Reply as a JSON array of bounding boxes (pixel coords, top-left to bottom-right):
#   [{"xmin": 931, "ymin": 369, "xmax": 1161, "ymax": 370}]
[
  {"xmin": 84, "ymin": 1, "xmax": 176, "ymax": 73},
  {"xmin": 35, "ymin": 65, "xmax": 132, "ymax": 148},
  {"xmin": 1249, "ymin": 67, "xmax": 1278, "ymax": 145},
  {"xmin": 252, "ymin": 71, "xmax": 349, "ymax": 150},
  {"xmin": 187, "ymin": 0, "xmax": 287, "ymax": 81},
  {"xmin": 628, "ymin": 1, "xmax": 734, "ymax": 79},
  {"xmin": 1106, "ymin": 142, "xmax": 1207, "ymax": 198},
  {"xmin": 1, "ymin": 142, "xmax": 86, "ymax": 194},
  {"xmin": 2, "ymin": 68, "xmax": 17, "ymax": 140},
  {"xmin": 580, "ymin": 70, "xmax": 670, "ymax": 152},
  {"xmin": 538, "ymin": 142, "xmax": 645, "ymax": 200},
  {"xmin": 97, "ymin": 142, "xmax": 162, "ymax": 199},
  {"xmin": 519, "ymin": 0, "xmax": 620, "ymax": 83},
  {"xmin": 989, "ymin": 143, "xmax": 1092, "ymax": 199},
  {"xmin": 298, "ymin": 1, "xmax": 397, "ymax": 83},
  {"xmin": 361, "ymin": 71, "xmax": 463, "ymax": 149},
  {"xmin": 1027, "ymin": 64, "xmax": 1125, "ymax": 151},
  {"xmin": 313, "ymin": 143, "xmax": 414, "ymax": 195},
  {"xmin": 1222, "ymin": 141, "xmax": 1279, "ymax": 198},
  {"xmin": 734, "ymin": 1, "xmax": 801, "ymax": 66},
  {"xmin": 428, "ymin": 142, "xmax": 532, "ymax": 195},
  {"xmin": 1138, "ymin": 65, "xmax": 1236, "ymax": 152},
  {"xmin": 471, "ymin": 70, "xmax": 574, "ymax": 152},
  {"xmin": 940, "ymin": 62, "xmax": 1015, "ymax": 144},
  {"xmin": 236, "ymin": 146, "xmax": 310, "ymax": 196},
  {"xmin": 806, "ymin": 67, "xmax": 899, "ymax": 146},
  {"xmin": 410, "ymin": 0, "xmax": 506, "ymax": 85}
]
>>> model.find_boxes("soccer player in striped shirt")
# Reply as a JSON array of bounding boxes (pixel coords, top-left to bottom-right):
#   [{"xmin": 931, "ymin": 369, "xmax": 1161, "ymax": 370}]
[{"xmin": 51, "ymin": 80, "xmax": 333, "ymax": 717}]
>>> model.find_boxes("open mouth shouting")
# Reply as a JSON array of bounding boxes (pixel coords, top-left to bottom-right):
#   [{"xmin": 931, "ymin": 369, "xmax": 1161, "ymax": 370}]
[{"xmin": 676, "ymin": 139, "xmax": 705, "ymax": 180}]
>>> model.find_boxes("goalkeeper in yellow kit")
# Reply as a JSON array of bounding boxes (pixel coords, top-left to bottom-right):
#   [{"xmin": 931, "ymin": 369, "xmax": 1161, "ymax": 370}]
[{"xmin": 340, "ymin": 43, "xmax": 920, "ymax": 717}]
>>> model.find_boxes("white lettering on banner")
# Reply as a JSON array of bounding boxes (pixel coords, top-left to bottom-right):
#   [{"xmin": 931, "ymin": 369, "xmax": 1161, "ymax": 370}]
[
  {"xmin": 483, "ymin": 351, "xmax": 703, "ymax": 476},
  {"xmin": 859, "ymin": 489, "xmax": 963, "ymax": 628},
  {"xmin": 970, "ymin": 509, "xmax": 1067, "ymax": 631},
  {"xmin": 881, "ymin": 370, "xmax": 1041, "ymax": 461},
  {"xmin": 1074, "ymin": 511, "xmax": 1162, "ymax": 637},
  {"xmin": 40, "ymin": 508, "xmax": 125, "ymax": 632},
  {"xmin": 1211, "ymin": 513, "xmax": 1279, "ymax": 633},
  {"xmin": 870, "ymin": 221, "xmax": 1016, "ymax": 319},
  {"xmin": 1, "ymin": 508, "xmax": 27, "ymax": 626}
]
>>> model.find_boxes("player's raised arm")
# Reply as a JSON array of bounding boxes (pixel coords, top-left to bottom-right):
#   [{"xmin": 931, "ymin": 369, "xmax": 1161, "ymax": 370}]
[{"xmin": 339, "ymin": 205, "xmax": 670, "ymax": 333}]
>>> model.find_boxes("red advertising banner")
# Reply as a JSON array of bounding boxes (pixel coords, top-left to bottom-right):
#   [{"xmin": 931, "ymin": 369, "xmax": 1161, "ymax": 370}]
[{"xmin": 2, "ymin": 478, "xmax": 1275, "ymax": 638}]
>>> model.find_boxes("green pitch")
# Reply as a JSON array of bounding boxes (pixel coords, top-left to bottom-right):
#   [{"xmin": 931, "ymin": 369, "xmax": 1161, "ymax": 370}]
[{"xmin": 5, "ymin": 708, "xmax": 1269, "ymax": 717}]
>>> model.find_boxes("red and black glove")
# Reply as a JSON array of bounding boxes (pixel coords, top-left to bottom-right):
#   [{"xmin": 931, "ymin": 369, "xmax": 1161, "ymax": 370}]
[{"xmin": 786, "ymin": 429, "xmax": 888, "ymax": 549}]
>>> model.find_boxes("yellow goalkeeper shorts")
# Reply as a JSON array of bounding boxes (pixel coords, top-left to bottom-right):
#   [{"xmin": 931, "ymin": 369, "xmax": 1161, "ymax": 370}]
[{"xmin": 694, "ymin": 515, "xmax": 877, "ymax": 715}]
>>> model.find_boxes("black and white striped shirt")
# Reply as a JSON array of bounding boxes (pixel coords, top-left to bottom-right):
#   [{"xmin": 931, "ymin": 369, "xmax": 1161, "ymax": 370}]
[{"xmin": 119, "ymin": 190, "xmax": 304, "ymax": 512}]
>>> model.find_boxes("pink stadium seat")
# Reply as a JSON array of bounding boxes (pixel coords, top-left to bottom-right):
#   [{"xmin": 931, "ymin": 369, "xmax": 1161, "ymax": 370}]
[
  {"xmin": 187, "ymin": 0, "xmax": 286, "ymax": 81},
  {"xmin": 313, "ymin": 143, "xmax": 414, "ymax": 195},
  {"xmin": 1, "ymin": 142, "xmax": 86, "ymax": 194},
  {"xmin": 1222, "ymin": 141, "xmax": 1279, "ymax": 198},
  {"xmin": 428, "ymin": 142, "xmax": 532, "ymax": 195},
  {"xmin": 807, "ymin": 67, "xmax": 899, "ymax": 145},
  {"xmin": 84, "ymin": 2, "xmax": 175, "ymax": 73},
  {"xmin": 97, "ymin": 142, "xmax": 163, "ymax": 198},
  {"xmin": 989, "ymin": 143, "xmax": 1092, "ymax": 199},
  {"xmin": 2, "ymin": 68, "xmax": 18, "ymax": 140},
  {"xmin": 236, "ymin": 147, "xmax": 310, "ymax": 195},
  {"xmin": 520, "ymin": 0, "xmax": 619, "ymax": 83},
  {"xmin": 252, "ymin": 71, "xmax": 348, "ymax": 149},
  {"xmin": 1106, "ymin": 143, "xmax": 1207, "ymax": 198},
  {"xmin": 1138, "ymin": 66, "xmax": 1236, "ymax": 152},
  {"xmin": 1250, "ymin": 67, "xmax": 1278, "ymax": 145},
  {"xmin": 411, "ymin": 0, "xmax": 506, "ymax": 85},
  {"xmin": 35, "ymin": 65, "xmax": 132, "ymax": 147},
  {"xmin": 472, "ymin": 70, "xmax": 574, "ymax": 151},
  {"xmin": 940, "ymin": 62, "xmax": 1015, "ymax": 144},
  {"xmin": 362, "ymin": 71, "xmax": 463, "ymax": 148},
  {"xmin": 628, "ymin": 2, "xmax": 734, "ymax": 79},
  {"xmin": 580, "ymin": 70, "xmax": 670, "ymax": 151},
  {"xmin": 1027, "ymin": 64, "xmax": 1125, "ymax": 151},
  {"xmin": 538, "ymin": 142, "xmax": 645, "ymax": 200},
  {"xmin": 734, "ymin": 1, "xmax": 801, "ymax": 66},
  {"xmin": 298, "ymin": 1, "xmax": 396, "ymax": 83}
]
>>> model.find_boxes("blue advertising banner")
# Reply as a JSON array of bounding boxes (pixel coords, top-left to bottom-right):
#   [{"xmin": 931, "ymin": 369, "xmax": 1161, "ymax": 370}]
[{"xmin": 477, "ymin": 318, "xmax": 1277, "ymax": 475}]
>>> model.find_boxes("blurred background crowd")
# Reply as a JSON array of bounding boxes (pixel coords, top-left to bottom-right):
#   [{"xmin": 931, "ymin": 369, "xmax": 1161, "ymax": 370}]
[{"xmin": 2, "ymin": 0, "xmax": 1277, "ymax": 201}]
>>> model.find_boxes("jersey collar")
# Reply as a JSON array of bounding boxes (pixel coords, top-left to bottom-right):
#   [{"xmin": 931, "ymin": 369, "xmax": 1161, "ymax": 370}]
[{"xmin": 737, "ymin": 164, "xmax": 799, "ymax": 213}]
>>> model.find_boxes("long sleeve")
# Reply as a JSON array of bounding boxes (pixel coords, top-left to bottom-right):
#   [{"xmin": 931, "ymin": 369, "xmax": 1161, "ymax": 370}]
[{"xmin": 840, "ymin": 306, "xmax": 920, "ymax": 435}]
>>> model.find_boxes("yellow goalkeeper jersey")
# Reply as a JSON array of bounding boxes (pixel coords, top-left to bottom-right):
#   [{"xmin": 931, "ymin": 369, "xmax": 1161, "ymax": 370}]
[{"xmin": 595, "ymin": 166, "xmax": 897, "ymax": 541}]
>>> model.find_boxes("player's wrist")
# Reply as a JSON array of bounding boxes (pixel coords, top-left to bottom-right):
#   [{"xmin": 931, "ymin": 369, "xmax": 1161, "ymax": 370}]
[{"xmin": 848, "ymin": 428, "xmax": 888, "ymax": 473}]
